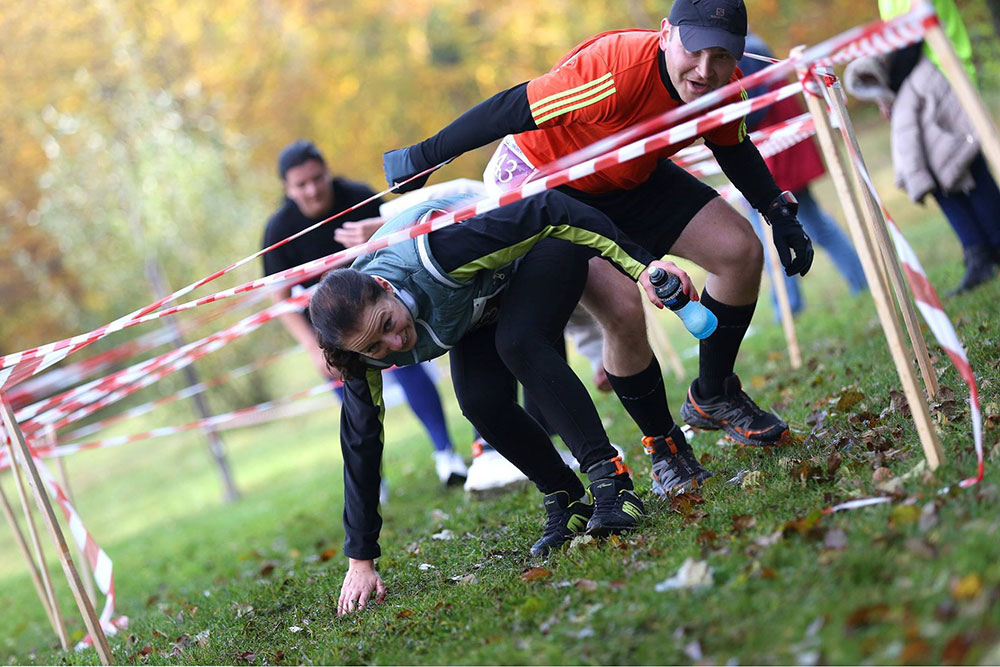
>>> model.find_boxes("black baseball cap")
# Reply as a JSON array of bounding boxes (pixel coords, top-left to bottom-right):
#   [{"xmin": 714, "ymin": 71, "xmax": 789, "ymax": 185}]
[
  {"xmin": 277, "ymin": 140, "xmax": 325, "ymax": 179},
  {"xmin": 668, "ymin": 0, "xmax": 747, "ymax": 60}
]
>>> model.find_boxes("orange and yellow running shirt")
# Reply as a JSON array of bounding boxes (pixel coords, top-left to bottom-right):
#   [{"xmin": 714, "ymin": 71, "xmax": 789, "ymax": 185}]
[{"xmin": 516, "ymin": 29, "xmax": 747, "ymax": 193}]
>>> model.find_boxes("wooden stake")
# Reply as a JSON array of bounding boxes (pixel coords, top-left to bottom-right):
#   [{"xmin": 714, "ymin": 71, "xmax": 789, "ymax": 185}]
[
  {"xmin": 2, "ymin": 429, "xmax": 70, "ymax": 651},
  {"xmin": 642, "ymin": 298, "xmax": 687, "ymax": 378},
  {"xmin": 0, "ymin": 475, "xmax": 61, "ymax": 638},
  {"xmin": 923, "ymin": 21, "xmax": 1000, "ymax": 181},
  {"xmin": 760, "ymin": 221, "xmax": 803, "ymax": 369},
  {"xmin": 55, "ymin": 453, "xmax": 98, "ymax": 606},
  {"xmin": 799, "ymin": 63, "xmax": 944, "ymax": 469},
  {"xmin": 0, "ymin": 395, "xmax": 112, "ymax": 664},
  {"xmin": 823, "ymin": 75, "xmax": 941, "ymax": 399}
]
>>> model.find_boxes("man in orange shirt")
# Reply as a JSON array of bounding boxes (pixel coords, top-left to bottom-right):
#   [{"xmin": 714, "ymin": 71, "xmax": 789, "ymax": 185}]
[{"xmin": 385, "ymin": 0, "xmax": 813, "ymax": 494}]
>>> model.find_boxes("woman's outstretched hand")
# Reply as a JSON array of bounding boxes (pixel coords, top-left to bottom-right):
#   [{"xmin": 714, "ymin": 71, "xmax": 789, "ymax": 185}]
[{"xmin": 337, "ymin": 558, "xmax": 386, "ymax": 616}]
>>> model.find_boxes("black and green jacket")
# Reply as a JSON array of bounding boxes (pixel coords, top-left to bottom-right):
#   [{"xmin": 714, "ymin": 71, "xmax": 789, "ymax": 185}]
[{"xmin": 339, "ymin": 189, "xmax": 656, "ymax": 560}]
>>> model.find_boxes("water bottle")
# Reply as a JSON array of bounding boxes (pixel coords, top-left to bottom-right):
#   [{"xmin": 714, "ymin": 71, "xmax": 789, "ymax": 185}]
[{"xmin": 648, "ymin": 268, "xmax": 718, "ymax": 339}]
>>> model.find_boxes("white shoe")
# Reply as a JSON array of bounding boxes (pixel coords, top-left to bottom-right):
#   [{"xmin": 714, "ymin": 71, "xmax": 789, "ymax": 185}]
[
  {"xmin": 435, "ymin": 450, "xmax": 468, "ymax": 487},
  {"xmin": 463, "ymin": 447, "xmax": 529, "ymax": 497}
]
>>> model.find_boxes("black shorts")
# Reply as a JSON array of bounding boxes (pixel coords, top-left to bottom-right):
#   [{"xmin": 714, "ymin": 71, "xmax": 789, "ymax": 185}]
[{"xmin": 558, "ymin": 159, "xmax": 718, "ymax": 257}]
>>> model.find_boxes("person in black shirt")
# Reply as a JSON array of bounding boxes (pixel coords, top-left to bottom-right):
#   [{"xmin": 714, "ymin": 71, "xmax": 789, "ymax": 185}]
[{"xmin": 262, "ymin": 140, "xmax": 467, "ymax": 487}]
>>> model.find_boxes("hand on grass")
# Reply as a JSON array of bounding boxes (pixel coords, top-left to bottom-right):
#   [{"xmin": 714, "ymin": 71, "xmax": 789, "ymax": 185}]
[{"xmin": 338, "ymin": 558, "xmax": 386, "ymax": 616}]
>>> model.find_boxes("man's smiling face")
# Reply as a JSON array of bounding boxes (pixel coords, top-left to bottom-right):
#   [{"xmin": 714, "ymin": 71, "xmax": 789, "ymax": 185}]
[{"xmin": 660, "ymin": 21, "xmax": 738, "ymax": 103}]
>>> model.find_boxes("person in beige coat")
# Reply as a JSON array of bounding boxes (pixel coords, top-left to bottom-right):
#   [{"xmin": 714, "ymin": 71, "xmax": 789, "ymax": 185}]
[{"xmin": 846, "ymin": 47, "xmax": 1000, "ymax": 294}]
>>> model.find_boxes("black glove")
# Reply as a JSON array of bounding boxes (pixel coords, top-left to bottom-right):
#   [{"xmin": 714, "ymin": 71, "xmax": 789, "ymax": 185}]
[
  {"xmin": 763, "ymin": 191, "xmax": 814, "ymax": 277},
  {"xmin": 383, "ymin": 146, "xmax": 432, "ymax": 193}
]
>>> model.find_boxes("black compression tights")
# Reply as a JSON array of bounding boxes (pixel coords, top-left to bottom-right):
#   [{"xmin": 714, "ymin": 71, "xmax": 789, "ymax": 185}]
[{"xmin": 449, "ymin": 239, "xmax": 619, "ymax": 495}]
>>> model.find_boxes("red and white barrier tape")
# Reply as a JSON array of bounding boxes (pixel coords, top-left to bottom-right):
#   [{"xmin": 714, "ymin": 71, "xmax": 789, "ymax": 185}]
[
  {"xmin": 1, "ymin": 430, "xmax": 128, "ymax": 648},
  {"xmin": 0, "ymin": 3, "xmax": 938, "ymax": 394},
  {"xmin": 5, "ymin": 381, "xmax": 338, "ymax": 462},
  {"xmin": 817, "ymin": 74, "xmax": 984, "ymax": 487},
  {"xmin": 678, "ymin": 112, "xmax": 817, "ymax": 180},
  {"xmin": 57, "ymin": 346, "xmax": 302, "ymax": 444},
  {"xmin": 19, "ymin": 293, "xmax": 311, "ymax": 435}
]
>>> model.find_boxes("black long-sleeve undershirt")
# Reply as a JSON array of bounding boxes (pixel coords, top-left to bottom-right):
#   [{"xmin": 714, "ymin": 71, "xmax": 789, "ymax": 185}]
[
  {"xmin": 413, "ymin": 82, "xmax": 536, "ymax": 169},
  {"xmin": 706, "ymin": 137, "xmax": 782, "ymax": 212}
]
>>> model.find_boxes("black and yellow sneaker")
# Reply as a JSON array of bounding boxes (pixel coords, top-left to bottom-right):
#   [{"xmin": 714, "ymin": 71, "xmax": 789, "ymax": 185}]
[
  {"xmin": 530, "ymin": 490, "xmax": 593, "ymax": 557},
  {"xmin": 643, "ymin": 424, "xmax": 714, "ymax": 497},
  {"xmin": 584, "ymin": 457, "xmax": 645, "ymax": 537},
  {"xmin": 680, "ymin": 374, "xmax": 790, "ymax": 447}
]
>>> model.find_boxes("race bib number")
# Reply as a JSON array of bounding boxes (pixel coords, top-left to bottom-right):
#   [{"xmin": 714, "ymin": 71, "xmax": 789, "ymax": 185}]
[{"xmin": 484, "ymin": 135, "xmax": 538, "ymax": 195}]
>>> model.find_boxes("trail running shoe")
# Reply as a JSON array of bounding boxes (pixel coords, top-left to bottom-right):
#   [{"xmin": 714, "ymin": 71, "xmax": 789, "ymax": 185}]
[
  {"xmin": 584, "ymin": 458, "xmax": 645, "ymax": 537},
  {"xmin": 530, "ymin": 490, "xmax": 594, "ymax": 557},
  {"xmin": 643, "ymin": 424, "xmax": 714, "ymax": 497},
  {"xmin": 434, "ymin": 449, "xmax": 468, "ymax": 487},
  {"xmin": 680, "ymin": 374, "xmax": 790, "ymax": 447}
]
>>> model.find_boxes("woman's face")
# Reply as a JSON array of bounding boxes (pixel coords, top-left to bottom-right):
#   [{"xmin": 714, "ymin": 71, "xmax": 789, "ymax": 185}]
[{"xmin": 340, "ymin": 282, "xmax": 417, "ymax": 359}]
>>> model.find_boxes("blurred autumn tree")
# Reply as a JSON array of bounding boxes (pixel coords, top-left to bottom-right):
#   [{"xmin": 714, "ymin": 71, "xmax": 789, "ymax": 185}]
[{"xmin": 2, "ymin": 0, "xmax": 997, "ymax": 364}]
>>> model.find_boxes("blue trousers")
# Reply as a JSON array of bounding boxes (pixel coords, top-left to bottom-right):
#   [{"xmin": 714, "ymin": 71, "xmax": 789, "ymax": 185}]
[{"xmin": 933, "ymin": 153, "xmax": 1000, "ymax": 251}]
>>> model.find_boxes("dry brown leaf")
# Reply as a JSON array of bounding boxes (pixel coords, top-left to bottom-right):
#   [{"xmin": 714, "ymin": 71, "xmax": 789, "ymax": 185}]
[
  {"xmin": 320, "ymin": 547, "xmax": 337, "ymax": 562},
  {"xmin": 951, "ymin": 573, "xmax": 983, "ymax": 600},
  {"xmin": 521, "ymin": 567, "xmax": 552, "ymax": 582},
  {"xmin": 941, "ymin": 634, "xmax": 972, "ymax": 665},
  {"xmin": 836, "ymin": 387, "xmax": 865, "ymax": 411},
  {"xmin": 845, "ymin": 603, "xmax": 890, "ymax": 631},
  {"xmin": 731, "ymin": 514, "xmax": 756, "ymax": 534}
]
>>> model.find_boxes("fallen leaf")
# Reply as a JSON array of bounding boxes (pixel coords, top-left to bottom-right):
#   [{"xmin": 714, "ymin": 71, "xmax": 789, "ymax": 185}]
[
  {"xmin": 259, "ymin": 562, "xmax": 276, "ymax": 577},
  {"xmin": 654, "ymin": 558, "xmax": 713, "ymax": 591},
  {"xmin": 783, "ymin": 511, "xmax": 824, "ymax": 539},
  {"xmin": 890, "ymin": 505, "xmax": 919, "ymax": 528},
  {"xmin": 233, "ymin": 650, "xmax": 257, "ymax": 664},
  {"xmin": 320, "ymin": 547, "xmax": 337, "ymax": 562},
  {"xmin": 696, "ymin": 529, "xmax": 719, "ymax": 548},
  {"xmin": 836, "ymin": 387, "xmax": 865, "ymax": 411},
  {"xmin": 569, "ymin": 534, "xmax": 595, "ymax": 550},
  {"xmin": 521, "ymin": 567, "xmax": 552, "ymax": 582},
  {"xmin": 758, "ymin": 567, "xmax": 779, "ymax": 580},
  {"xmin": 395, "ymin": 609, "xmax": 414, "ymax": 619},
  {"xmin": 951, "ymin": 573, "xmax": 983, "ymax": 600},
  {"xmin": 575, "ymin": 579, "xmax": 598, "ymax": 592},
  {"xmin": 139, "ymin": 646, "xmax": 152, "ymax": 656},
  {"xmin": 941, "ymin": 634, "xmax": 972, "ymax": 665},
  {"xmin": 742, "ymin": 470, "xmax": 767, "ymax": 488},
  {"xmin": 826, "ymin": 452, "xmax": 843, "ymax": 476},
  {"xmin": 902, "ymin": 638, "xmax": 932, "ymax": 663},
  {"xmin": 845, "ymin": 604, "xmax": 890, "ymax": 631},
  {"xmin": 432, "ymin": 529, "xmax": 456, "ymax": 541},
  {"xmin": 888, "ymin": 389, "xmax": 910, "ymax": 415},
  {"xmin": 731, "ymin": 514, "xmax": 756, "ymax": 534},
  {"xmin": 872, "ymin": 467, "xmax": 893, "ymax": 482},
  {"xmin": 450, "ymin": 573, "xmax": 478, "ymax": 585}
]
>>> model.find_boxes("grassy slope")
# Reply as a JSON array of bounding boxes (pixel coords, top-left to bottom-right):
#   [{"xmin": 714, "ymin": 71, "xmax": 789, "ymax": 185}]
[{"xmin": 2, "ymin": 120, "xmax": 1000, "ymax": 665}]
